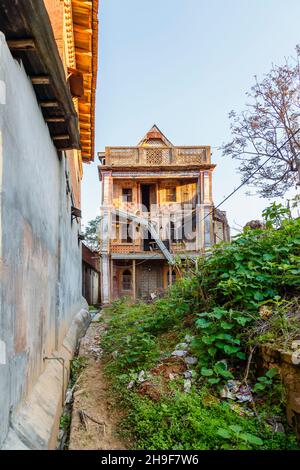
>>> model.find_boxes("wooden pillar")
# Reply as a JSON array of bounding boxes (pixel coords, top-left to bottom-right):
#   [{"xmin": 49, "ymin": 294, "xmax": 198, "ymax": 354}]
[
  {"xmin": 133, "ymin": 259, "xmax": 136, "ymax": 301},
  {"xmin": 110, "ymin": 258, "xmax": 114, "ymax": 302},
  {"xmin": 169, "ymin": 264, "xmax": 173, "ymax": 287}
]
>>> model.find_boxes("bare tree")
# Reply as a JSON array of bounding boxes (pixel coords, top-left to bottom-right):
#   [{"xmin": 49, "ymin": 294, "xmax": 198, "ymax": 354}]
[{"xmin": 222, "ymin": 46, "xmax": 300, "ymax": 198}]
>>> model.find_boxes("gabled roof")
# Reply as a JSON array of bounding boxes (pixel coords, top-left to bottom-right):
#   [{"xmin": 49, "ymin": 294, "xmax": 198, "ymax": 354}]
[{"xmin": 138, "ymin": 124, "xmax": 174, "ymax": 147}]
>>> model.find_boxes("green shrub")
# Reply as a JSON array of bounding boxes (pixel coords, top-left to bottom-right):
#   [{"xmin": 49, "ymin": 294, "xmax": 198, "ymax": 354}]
[{"xmin": 123, "ymin": 390, "xmax": 297, "ymax": 450}]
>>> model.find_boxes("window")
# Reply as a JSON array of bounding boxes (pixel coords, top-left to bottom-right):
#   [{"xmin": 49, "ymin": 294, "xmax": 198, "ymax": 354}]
[
  {"xmin": 122, "ymin": 269, "xmax": 132, "ymax": 291},
  {"xmin": 122, "ymin": 188, "xmax": 132, "ymax": 202},
  {"xmin": 166, "ymin": 187, "xmax": 176, "ymax": 202}
]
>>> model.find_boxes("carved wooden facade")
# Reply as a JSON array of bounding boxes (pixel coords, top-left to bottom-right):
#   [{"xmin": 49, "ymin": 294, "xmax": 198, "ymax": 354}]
[{"xmin": 98, "ymin": 125, "xmax": 230, "ymax": 303}]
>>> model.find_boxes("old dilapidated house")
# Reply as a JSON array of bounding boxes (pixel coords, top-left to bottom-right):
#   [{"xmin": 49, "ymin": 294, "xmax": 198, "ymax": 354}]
[
  {"xmin": 0, "ymin": 0, "xmax": 98, "ymax": 449},
  {"xmin": 98, "ymin": 125, "xmax": 230, "ymax": 304}
]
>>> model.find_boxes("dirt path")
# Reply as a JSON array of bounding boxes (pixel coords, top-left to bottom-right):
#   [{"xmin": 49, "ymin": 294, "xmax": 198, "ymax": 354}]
[{"xmin": 68, "ymin": 314, "xmax": 127, "ymax": 450}]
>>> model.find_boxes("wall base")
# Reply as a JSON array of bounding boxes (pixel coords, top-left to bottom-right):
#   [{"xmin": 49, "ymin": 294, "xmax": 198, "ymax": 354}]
[{"xmin": 1, "ymin": 306, "xmax": 91, "ymax": 450}]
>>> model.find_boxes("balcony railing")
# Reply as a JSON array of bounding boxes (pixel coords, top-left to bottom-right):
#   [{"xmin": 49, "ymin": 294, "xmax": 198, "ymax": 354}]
[{"xmin": 104, "ymin": 146, "xmax": 209, "ymax": 166}]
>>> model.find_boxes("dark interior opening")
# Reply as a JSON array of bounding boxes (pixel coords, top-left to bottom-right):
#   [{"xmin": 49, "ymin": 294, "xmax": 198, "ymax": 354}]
[
  {"xmin": 141, "ymin": 184, "xmax": 157, "ymax": 212},
  {"xmin": 141, "ymin": 184, "xmax": 151, "ymax": 211}
]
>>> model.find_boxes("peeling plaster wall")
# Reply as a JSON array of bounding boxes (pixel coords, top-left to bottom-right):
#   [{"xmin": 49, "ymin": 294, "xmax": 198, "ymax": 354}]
[{"xmin": 0, "ymin": 34, "xmax": 83, "ymax": 447}]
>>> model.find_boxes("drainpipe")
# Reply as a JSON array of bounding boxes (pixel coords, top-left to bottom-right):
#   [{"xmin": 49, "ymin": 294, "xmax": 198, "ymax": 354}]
[{"xmin": 43, "ymin": 356, "xmax": 66, "ymax": 407}]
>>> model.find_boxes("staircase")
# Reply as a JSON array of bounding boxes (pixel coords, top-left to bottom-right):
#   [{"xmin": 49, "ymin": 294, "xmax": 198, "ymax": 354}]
[{"xmin": 111, "ymin": 207, "xmax": 175, "ymax": 265}]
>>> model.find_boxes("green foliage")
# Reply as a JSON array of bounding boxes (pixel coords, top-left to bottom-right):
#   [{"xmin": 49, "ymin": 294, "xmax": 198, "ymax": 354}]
[
  {"xmin": 195, "ymin": 307, "xmax": 250, "ymax": 376},
  {"xmin": 83, "ymin": 216, "xmax": 101, "ymax": 251},
  {"xmin": 122, "ymin": 390, "xmax": 297, "ymax": 450},
  {"xmin": 253, "ymin": 368, "xmax": 279, "ymax": 393},
  {"xmin": 254, "ymin": 297, "xmax": 300, "ymax": 350},
  {"xmin": 70, "ymin": 356, "xmax": 87, "ymax": 387},
  {"xmin": 194, "ymin": 216, "xmax": 300, "ymax": 310},
  {"xmin": 216, "ymin": 425, "xmax": 263, "ymax": 447},
  {"xmin": 185, "ymin": 211, "xmax": 300, "ymax": 382},
  {"xmin": 102, "ymin": 297, "xmax": 188, "ymax": 375},
  {"xmin": 262, "ymin": 202, "xmax": 291, "ymax": 229},
  {"xmin": 100, "ymin": 204, "xmax": 300, "ymax": 450},
  {"xmin": 60, "ymin": 412, "xmax": 71, "ymax": 431}
]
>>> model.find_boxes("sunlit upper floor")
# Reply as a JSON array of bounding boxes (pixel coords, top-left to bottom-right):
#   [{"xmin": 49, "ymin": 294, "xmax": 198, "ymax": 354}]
[{"xmin": 98, "ymin": 125, "xmax": 212, "ymax": 168}]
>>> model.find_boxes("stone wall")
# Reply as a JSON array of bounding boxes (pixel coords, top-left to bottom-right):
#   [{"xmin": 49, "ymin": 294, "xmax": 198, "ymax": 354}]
[
  {"xmin": 260, "ymin": 345, "xmax": 300, "ymax": 441},
  {"xmin": 0, "ymin": 34, "xmax": 84, "ymax": 448}
]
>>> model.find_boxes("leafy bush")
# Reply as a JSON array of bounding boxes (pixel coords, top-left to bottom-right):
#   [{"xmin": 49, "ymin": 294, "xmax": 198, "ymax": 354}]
[
  {"xmin": 123, "ymin": 390, "xmax": 297, "ymax": 450},
  {"xmin": 100, "ymin": 205, "xmax": 300, "ymax": 450}
]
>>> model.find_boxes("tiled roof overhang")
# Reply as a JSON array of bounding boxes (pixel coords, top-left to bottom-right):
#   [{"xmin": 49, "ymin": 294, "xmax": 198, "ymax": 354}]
[
  {"xmin": 72, "ymin": 0, "xmax": 98, "ymax": 163},
  {"xmin": 0, "ymin": 0, "xmax": 81, "ymax": 151}
]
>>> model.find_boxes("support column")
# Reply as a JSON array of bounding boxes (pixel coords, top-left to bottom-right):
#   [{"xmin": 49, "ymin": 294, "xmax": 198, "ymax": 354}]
[
  {"xmin": 101, "ymin": 254, "xmax": 111, "ymax": 305},
  {"xmin": 110, "ymin": 258, "xmax": 114, "ymax": 302},
  {"xmin": 133, "ymin": 259, "xmax": 136, "ymax": 301},
  {"xmin": 169, "ymin": 264, "xmax": 173, "ymax": 287}
]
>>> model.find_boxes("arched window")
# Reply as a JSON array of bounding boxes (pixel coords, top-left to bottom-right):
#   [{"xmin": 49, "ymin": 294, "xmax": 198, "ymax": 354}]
[{"xmin": 122, "ymin": 269, "xmax": 132, "ymax": 291}]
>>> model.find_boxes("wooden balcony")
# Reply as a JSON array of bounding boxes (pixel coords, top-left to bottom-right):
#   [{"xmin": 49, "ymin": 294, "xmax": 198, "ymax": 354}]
[{"xmin": 104, "ymin": 146, "xmax": 209, "ymax": 167}]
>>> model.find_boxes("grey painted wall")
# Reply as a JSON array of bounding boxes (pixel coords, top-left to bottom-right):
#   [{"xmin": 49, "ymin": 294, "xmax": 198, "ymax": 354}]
[{"xmin": 0, "ymin": 33, "xmax": 83, "ymax": 446}]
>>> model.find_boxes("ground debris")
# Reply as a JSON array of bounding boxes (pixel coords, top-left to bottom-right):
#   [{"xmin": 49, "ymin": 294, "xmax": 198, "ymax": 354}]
[{"xmin": 220, "ymin": 380, "xmax": 253, "ymax": 403}]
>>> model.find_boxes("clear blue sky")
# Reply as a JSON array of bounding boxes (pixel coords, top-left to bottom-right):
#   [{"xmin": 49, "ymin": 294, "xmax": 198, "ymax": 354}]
[{"xmin": 81, "ymin": 0, "xmax": 300, "ymax": 231}]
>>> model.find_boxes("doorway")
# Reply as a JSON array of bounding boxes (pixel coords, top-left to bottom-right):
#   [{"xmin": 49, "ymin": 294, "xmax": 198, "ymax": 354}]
[{"xmin": 141, "ymin": 184, "xmax": 156, "ymax": 212}]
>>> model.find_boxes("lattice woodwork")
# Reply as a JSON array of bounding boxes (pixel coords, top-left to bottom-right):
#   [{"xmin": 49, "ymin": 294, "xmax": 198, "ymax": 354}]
[
  {"xmin": 111, "ymin": 244, "xmax": 142, "ymax": 254},
  {"xmin": 176, "ymin": 148, "xmax": 206, "ymax": 164},
  {"xmin": 109, "ymin": 148, "xmax": 138, "ymax": 165},
  {"xmin": 107, "ymin": 147, "xmax": 208, "ymax": 166},
  {"xmin": 144, "ymin": 148, "xmax": 170, "ymax": 165}
]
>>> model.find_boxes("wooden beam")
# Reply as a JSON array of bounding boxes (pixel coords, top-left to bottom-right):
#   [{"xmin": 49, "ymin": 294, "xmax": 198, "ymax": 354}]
[
  {"xmin": 31, "ymin": 76, "xmax": 51, "ymax": 85},
  {"xmin": 46, "ymin": 117, "xmax": 65, "ymax": 123},
  {"xmin": 52, "ymin": 135, "xmax": 70, "ymax": 141},
  {"xmin": 7, "ymin": 39, "xmax": 35, "ymax": 50},
  {"xmin": 79, "ymin": 122, "xmax": 91, "ymax": 129},
  {"xmin": 40, "ymin": 100, "xmax": 59, "ymax": 108}
]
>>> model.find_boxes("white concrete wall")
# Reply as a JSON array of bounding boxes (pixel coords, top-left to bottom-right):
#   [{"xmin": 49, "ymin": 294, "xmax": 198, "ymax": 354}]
[{"xmin": 0, "ymin": 33, "xmax": 83, "ymax": 447}]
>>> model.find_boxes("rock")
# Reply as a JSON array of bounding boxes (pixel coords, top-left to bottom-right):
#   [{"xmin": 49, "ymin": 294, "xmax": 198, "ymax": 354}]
[
  {"xmin": 267, "ymin": 418, "xmax": 285, "ymax": 434},
  {"xmin": 127, "ymin": 381, "xmax": 135, "ymax": 390},
  {"xmin": 184, "ymin": 379, "xmax": 191, "ymax": 393},
  {"xmin": 111, "ymin": 350, "xmax": 119, "ymax": 359},
  {"xmin": 64, "ymin": 388, "xmax": 73, "ymax": 405},
  {"xmin": 137, "ymin": 370, "xmax": 146, "ymax": 383},
  {"xmin": 172, "ymin": 350, "xmax": 188, "ymax": 358},
  {"xmin": 90, "ymin": 347, "xmax": 102, "ymax": 355},
  {"xmin": 183, "ymin": 370, "xmax": 193, "ymax": 379},
  {"xmin": 184, "ymin": 356, "xmax": 198, "ymax": 365},
  {"xmin": 91, "ymin": 312, "xmax": 102, "ymax": 323}
]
